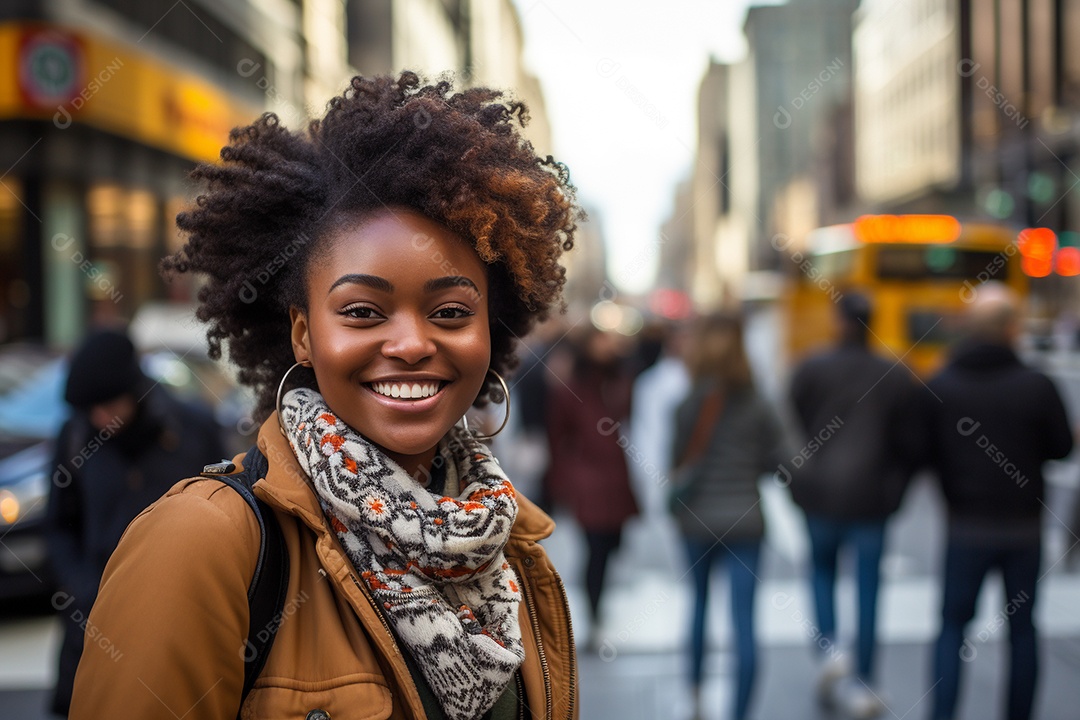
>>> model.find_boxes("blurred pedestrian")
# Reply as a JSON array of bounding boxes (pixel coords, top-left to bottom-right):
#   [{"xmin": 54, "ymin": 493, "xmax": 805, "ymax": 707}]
[
  {"xmin": 629, "ymin": 320, "xmax": 691, "ymax": 515},
  {"xmin": 496, "ymin": 319, "xmax": 565, "ymax": 510},
  {"xmin": 46, "ymin": 327, "xmax": 225, "ymax": 716},
  {"xmin": 545, "ymin": 326, "xmax": 638, "ymax": 647},
  {"xmin": 786, "ymin": 292, "xmax": 917, "ymax": 717},
  {"xmin": 920, "ymin": 283, "xmax": 1073, "ymax": 720},
  {"xmin": 70, "ymin": 73, "xmax": 580, "ymax": 719},
  {"xmin": 668, "ymin": 312, "xmax": 786, "ymax": 720}
]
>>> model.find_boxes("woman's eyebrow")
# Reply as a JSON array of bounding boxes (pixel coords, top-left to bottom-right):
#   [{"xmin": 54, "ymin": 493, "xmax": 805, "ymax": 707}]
[
  {"xmin": 424, "ymin": 276, "xmax": 480, "ymax": 294},
  {"xmin": 328, "ymin": 274, "xmax": 394, "ymax": 294}
]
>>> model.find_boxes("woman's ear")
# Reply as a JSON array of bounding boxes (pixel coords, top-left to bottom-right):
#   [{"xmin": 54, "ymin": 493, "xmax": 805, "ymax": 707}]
[{"xmin": 290, "ymin": 307, "xmax": 312, "ymax": 365}]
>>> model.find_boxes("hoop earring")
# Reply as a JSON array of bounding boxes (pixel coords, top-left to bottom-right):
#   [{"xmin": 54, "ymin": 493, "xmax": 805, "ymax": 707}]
[
  {"xmin": 464, "ymin": 370, "xmax": 511, "ymax": 442},
  {"xmin": 277, "ymin": 360, "xmax": 312, "ymax": 435}
]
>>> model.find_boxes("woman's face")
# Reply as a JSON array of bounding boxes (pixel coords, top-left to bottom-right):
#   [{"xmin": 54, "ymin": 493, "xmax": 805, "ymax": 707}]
[{"xmin": 290, "ymin": 209, "xmax": 491, "ymax": 476}]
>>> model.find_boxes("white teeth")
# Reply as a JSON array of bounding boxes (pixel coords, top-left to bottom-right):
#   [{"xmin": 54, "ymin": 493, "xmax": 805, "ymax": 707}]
[{"xmin": 371, "ymin": 381, "xmax": 440, "ymax": 399}]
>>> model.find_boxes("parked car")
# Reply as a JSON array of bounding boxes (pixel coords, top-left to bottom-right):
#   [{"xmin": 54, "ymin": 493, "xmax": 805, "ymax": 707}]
[
  {"xmin": 0, "ymin": 346, "xmax": 65, "ymax": 600},
  {"xmin": 0, "ymin": 308, "xmax": 255, "ymax": 601}
]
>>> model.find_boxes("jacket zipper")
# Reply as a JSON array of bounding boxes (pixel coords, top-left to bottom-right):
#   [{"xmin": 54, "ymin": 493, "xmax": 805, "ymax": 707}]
[
  {"xmin": 350, "ymin": 575, "xmax": 397, "ymax": 644},
  {"xmin": 349, "ymin": 572, "xmax": 430, "ymax": 718},
  {"xmin": 553, "ymin": 573, "xmax": 577, "ymax": 720},
  {"xmin": 517, "ymin": 565, "xmax": 553, "ymax": 720}
]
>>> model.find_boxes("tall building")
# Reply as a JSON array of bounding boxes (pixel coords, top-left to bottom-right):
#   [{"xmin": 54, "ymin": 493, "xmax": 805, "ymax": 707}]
[
  {"xmin": 1, "ymin": 0, "xmax": 551, "ymax": 347},
  {"xmin": 686, "ymin": 0, "xmax": 857, "ymax": 305},
  {"xmin": 657, "ymin": 178, "xmax": 694, "ymax": 295},
  {"xmin": 0, "ymin": 0, "xmax": 306, "ymax": 346},
  {"xmin": 854, "ymin": 0, "xmax": 965, "ymax": 209},
  {"xmin": 854, "ymin": 0, "xmax": 1080, "ymax": 231}
]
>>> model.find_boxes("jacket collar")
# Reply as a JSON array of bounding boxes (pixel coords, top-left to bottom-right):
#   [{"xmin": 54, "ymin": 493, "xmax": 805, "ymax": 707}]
[
  {"xmin": 948, "ymin": 340, "xmax": 1021, "ymax": 371},
  {"xmin": 251, "ymin": 413, "xmax": 556, "ymax": 542}
]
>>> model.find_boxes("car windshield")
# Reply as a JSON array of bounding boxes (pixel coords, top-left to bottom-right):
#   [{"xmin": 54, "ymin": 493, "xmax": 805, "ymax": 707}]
[{"xmin": 0, "ymin": 360, "xmax": 69, "ymax": 440}]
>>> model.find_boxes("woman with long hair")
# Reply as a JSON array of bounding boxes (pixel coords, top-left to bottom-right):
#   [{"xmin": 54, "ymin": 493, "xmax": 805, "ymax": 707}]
[{"xmin": 670, "ymin": 312, "xmax": 786, "ymax": 720}]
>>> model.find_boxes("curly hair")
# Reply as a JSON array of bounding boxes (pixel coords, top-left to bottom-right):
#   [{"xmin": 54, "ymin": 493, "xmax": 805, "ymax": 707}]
[{"xmin": 162, "ymin": 72, "xmax": 580, "ymax": 420}]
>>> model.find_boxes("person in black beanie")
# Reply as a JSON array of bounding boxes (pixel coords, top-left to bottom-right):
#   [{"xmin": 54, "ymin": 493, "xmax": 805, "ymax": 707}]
[{"xmin": 45, "ymin": 328, "xmax": 225, "ymax": 716}]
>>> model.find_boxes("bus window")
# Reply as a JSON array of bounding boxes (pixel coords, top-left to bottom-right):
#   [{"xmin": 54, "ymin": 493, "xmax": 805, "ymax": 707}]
[
  {"xmin": 907, "ymin": 309, "xmax": 964, "ymax": 346},
  {"xmin": 806, "ymin": 249, "xmax": 856, "ymax": 281},
  {"xmin": 876, "ymin": 247, "xmax": 1009, "ymax": 281}
]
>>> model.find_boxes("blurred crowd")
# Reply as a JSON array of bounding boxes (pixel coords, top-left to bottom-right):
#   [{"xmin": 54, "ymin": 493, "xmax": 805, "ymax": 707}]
[
  {"xmin": 488, "ymin": 282, "xmax": 1075, "ymax": 720},
  {"xmin": 22, "ymin": 280, "xmax": 1079, "ymax": 720}
]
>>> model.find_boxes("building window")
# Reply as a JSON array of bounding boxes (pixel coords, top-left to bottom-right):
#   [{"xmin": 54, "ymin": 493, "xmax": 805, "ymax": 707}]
[{"xmin": 92, "ymin": 0, "xmax": 267, "ymax": 81}]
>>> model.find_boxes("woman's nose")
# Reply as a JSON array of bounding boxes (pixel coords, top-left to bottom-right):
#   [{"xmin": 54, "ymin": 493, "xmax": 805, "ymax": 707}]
[{"xmin": 381, "ymin": 315, "xmax": 437, "ymax": 364}]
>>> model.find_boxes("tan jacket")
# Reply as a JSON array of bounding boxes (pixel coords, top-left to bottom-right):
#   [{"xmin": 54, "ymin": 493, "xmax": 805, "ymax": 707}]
[{"xmin": 71, "ymin": 416, "xmax": 578, "ymax": 719}]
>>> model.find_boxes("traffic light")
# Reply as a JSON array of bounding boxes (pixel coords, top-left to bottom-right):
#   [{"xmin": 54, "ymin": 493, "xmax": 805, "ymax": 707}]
[{"xmin": 1017, "ymin": 228, "xmax": 1056, "ymax": 278}]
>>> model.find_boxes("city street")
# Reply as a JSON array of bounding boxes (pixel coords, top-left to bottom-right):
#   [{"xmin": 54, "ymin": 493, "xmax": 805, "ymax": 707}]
[
  {"xmin": 1, "ymin": 465, "xmax": 1079, "ymax": 719},
  {"xmin": 3, "ymin": 0, "xmax": 1080, "ymax": 717},
  {"xmin": 2, "ymin": 308, "xmax": 1079, "ymax": 718}
]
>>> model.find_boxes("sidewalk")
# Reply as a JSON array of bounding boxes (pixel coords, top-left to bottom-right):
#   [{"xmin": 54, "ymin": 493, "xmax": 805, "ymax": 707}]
[
  {"xmin": 548, "ymin": 476, "xmax": 1080, "ymax": 720},
  {"xmin": 2, "ymin": 478, "xmax": 1078, "ymax": 719},
  {"xmin": 575, "ymin": 638, "xmax": 1080, "ymax": 720}
]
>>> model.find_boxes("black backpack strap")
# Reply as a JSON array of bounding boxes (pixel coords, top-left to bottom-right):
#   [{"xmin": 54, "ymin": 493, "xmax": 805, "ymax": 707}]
[{"xmin": 202, "ymin": 446, "xmax": 289, "ymax": 714}]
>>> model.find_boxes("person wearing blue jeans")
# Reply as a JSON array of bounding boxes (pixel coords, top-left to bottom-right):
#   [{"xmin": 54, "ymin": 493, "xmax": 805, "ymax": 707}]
[
  {"xmin": 804, "ymin": 515, "xmax": 886, "ymax": 681},
  {"xmin": 788, "ymin": 294, "xmax": 918, "ymax": 717},
  {"xmin": 685, "ymin": 538, "xmax": 761, "ymax": 720},
  {"xmin": 930, "ymin": 538, "xmax": 1040, "ymax": 720},
  {"xmin": 670, "ymin": 313, "xmax": 786, "ymax": 720},
  {"xmin": 917, "ymin": 283, "xmax": 1072, "ymax": 720}
]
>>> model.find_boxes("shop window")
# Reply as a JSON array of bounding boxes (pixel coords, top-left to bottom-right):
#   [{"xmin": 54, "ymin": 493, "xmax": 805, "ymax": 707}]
[
  {"xmin": 0, "ymin": 179, "xmax": 25, "ymax": 343},
  {"xmin": 86, "ymin": 182, "xmax": 162, "ymax": 323}
]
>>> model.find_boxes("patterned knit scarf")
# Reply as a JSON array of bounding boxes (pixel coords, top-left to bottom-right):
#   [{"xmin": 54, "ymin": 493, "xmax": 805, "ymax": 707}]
[{"xmin": 280, "ymin": 388, "xmax": 524, "ymax": 720}]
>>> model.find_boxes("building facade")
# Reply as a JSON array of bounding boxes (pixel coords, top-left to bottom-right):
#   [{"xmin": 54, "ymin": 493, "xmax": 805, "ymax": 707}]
[
  {"xmin": 854, "ymin": 0, "xmax": 1080, "ymax": 228},
  {"xmin": 1, "ymin": 0, "xmax": 550, "ymax": 347},
  {"xmin": 682, "ymin": 0, "xmax": 858, "ymax": 306}
]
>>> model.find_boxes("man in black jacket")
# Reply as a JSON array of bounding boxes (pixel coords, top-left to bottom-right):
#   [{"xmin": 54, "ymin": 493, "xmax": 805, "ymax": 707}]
[
  {"xmin": 45, "ymin": 329, "xmax": 225, "ymax": 715},
  {"xmin": 921, "ymin": 283, "xmax": 1073, "ymax": 720},
  {"xmin": 788, "ymin": 293, "xmax": 918, "ymax": 717}
]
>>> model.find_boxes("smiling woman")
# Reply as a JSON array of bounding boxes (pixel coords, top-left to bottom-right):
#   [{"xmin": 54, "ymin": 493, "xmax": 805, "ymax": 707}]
[
  {"xmin": 291, "ymin": 210, "xmax": 493, "ymax": 477},
  {"xmin": 70, "ymin": 72, "xmax": 582, "ymax": 720}
]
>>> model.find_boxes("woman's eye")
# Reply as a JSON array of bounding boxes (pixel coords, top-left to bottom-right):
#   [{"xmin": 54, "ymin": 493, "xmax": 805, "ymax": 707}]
[
  {"xmin": 432, "ymin": 306, "xmax": 474, "ymax": 320},
  {"xmin": 341, "ymin": 305, "xmax": 379, "ymax": 320}
]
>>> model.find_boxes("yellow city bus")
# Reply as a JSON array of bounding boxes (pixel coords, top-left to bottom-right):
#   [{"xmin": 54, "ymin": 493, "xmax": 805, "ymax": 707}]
[{"xmin": 780, "ymin": 215, "xmax": 1028, "ymax": 376}]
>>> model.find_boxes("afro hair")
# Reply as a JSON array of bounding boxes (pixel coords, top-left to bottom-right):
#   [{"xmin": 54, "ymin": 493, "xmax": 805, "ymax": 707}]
[{"xmin": 162, "ymin": 72, "xmax": 580, "ymax": 421}]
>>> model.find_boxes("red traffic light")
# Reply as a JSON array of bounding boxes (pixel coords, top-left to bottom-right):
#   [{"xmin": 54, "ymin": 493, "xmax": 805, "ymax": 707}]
[
  {"xmin": 1056, "ymin": 247, "xmax": 1080, "ymax": 277},
  {"xmin": 1017, "ymin": 228, "xmax": 1057, "ymax": 260}
]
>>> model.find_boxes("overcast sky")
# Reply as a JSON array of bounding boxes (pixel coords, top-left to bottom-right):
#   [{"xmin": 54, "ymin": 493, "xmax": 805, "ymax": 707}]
[{"xmin": 512, "ymin": 0, "xmax": 765, "ymax": 294}]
